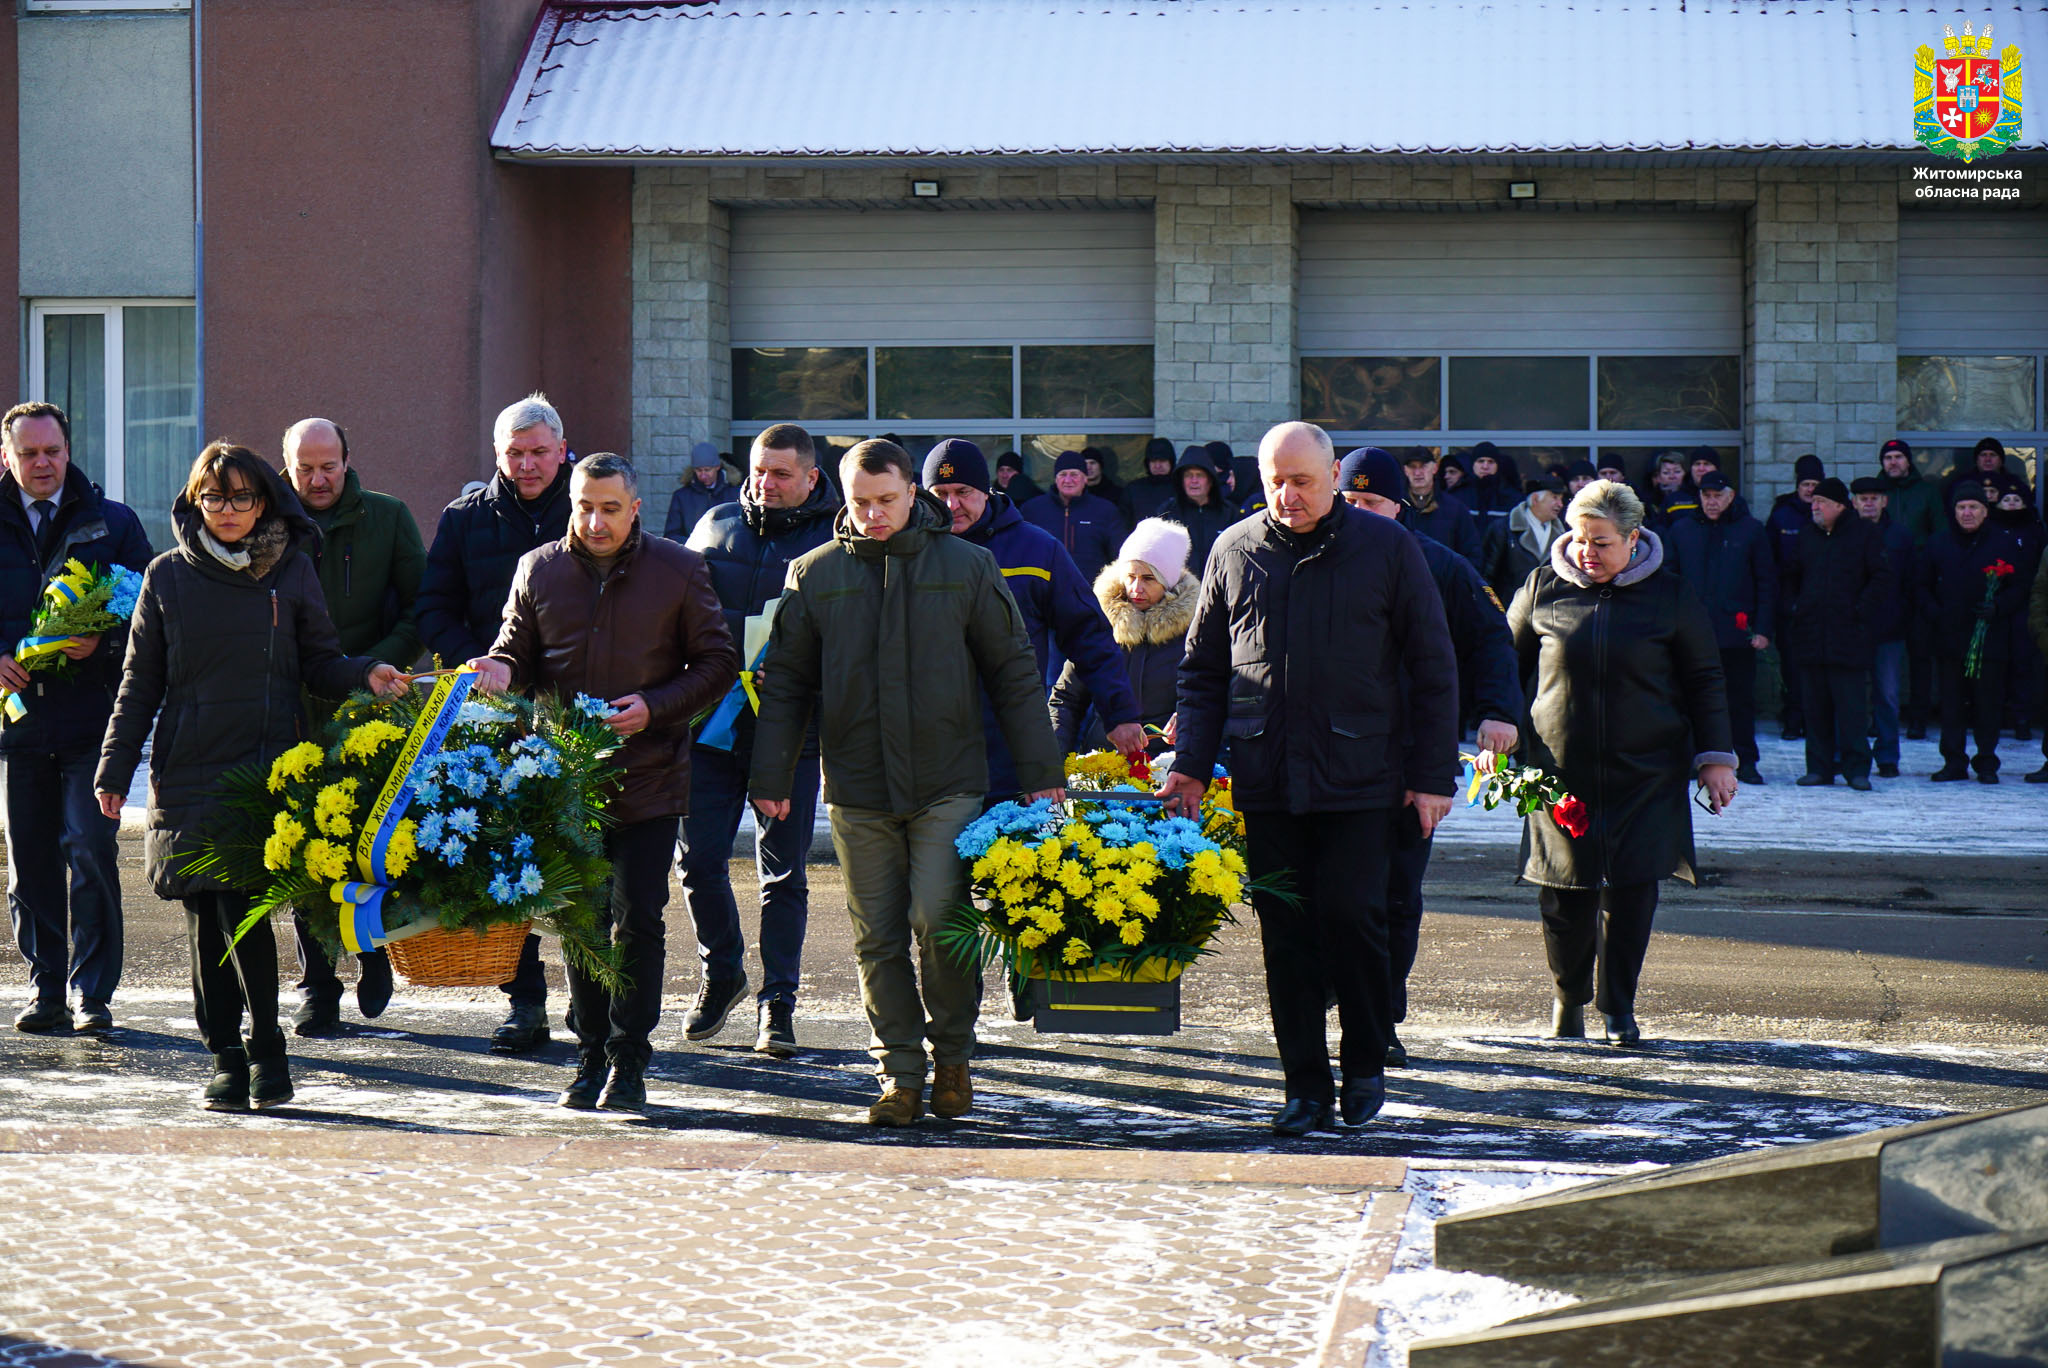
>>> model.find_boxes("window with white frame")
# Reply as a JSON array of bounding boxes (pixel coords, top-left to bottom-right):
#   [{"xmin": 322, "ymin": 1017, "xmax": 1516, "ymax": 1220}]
[
  {"xmin": 1896, "ymin": 354, "xmax": 2045, "ymax": 492},
  {"xmin": 25, "ymin": 1, "xmax": 189, "ymax": 11},
  {"xmin": 1302, "ymin": 351, "xmax": 1742, "ymax": 488},
  {"xmin": 29, "ymin": 300, "xmax": 197, "ymax": 553}
]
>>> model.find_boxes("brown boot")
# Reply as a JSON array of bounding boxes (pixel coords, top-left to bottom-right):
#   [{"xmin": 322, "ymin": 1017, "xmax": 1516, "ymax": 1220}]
[
  {"xmin": 930, "ymin": 1062, "xmax": 972, "ymax": 1119},
  {"xmin": 868, "ymin": 1085, "xmax": 924, "ymax": 1127}
]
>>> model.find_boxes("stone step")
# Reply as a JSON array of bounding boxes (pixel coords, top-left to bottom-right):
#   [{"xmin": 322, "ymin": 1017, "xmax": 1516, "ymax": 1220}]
[
  {"xmin": 1411, "ymin": 1228, "xmax": 2048, "ymax": 1368},
  {"xmin": 1434, "ymin": 1101, "xmax": 2048, "ymax": 1292}
]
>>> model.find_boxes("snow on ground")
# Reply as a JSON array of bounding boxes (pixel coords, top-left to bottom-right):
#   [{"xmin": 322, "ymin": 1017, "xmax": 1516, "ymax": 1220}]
[
  {"xmin": 1429, "ymin": 733, "xmax": 2048, "ymax": 855},
  {"xmin": 1367, "ymin": 1166, "xmax": 1610, "ymax": 1368}
]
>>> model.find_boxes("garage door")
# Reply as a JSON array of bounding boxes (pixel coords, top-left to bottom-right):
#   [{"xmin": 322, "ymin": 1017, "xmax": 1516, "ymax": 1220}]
[{"xmin": 728, "ymin": 208, "xmax": 1156, "ymax": 475}]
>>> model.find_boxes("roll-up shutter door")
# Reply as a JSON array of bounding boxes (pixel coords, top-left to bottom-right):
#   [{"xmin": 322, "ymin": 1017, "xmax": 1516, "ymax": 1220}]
[
  {"xmin": 1898, "ymin": 212, "xmax": 2048, "ymax": 351},
  {"xmin": 730, "ymin": 208, "xmax": 1153, "ymax": 346},
  {"xmin": 1297, "ymin": 211, "xmax": 1743, "ymax": 353}
]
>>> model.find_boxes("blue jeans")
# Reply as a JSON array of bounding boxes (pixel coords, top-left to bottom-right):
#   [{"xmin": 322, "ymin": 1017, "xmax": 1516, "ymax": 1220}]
[
  {"xmin": 4, "ymin": 740, "xmax": 123, "ymax": 1006},
  {"xmin": 676, "ymin": 739, "xmax": 820, "ymax": 1005},
  {"xmin": 1870, "ymin": 641, "xmax": 1905, "ymax": 767}
]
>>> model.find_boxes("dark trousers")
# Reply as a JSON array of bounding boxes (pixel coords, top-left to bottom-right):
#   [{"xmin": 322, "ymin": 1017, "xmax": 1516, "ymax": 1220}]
[
  {"xmin": 1245, "ymin": 807, "xmax": 1394, "ymax": 1103},
  {"xmin": 184, "ymin": 892, "xmax": 284, "ymax": 1060},
  {"xmin": 1385, "ymin": 833, "xmax": 1432, "ymax": 1026},
  {"xmin": 1870, "ymin": 641, "xmax": 1905, "ymax": 768},
  {"xmin": 290, "ymin": 913, "xmax": 388, "ymax": 1005},
  {"xmin": 2008, "ymin": 633, "xmax": 2042, "ymax": 734},
  {"xmin": 1721, "ymin": 646, "xmax": 1759, "ymax": 767},
  {"xmin": 4, "ymin": 740, "xmax": 123, "ymax": 1006},
  {"xmin": 677, "ymin": 740, "xmax": 819, "ymax": 1005},
  {"xmin": 1938, "ymin": 657, "xmax": 2006, "ymax": 775},
  {"xmin": 1778, "ymin": 647, "xmax": 1805, "ymax": 732},
  {"xmin": 1538, "ymin": 881, "xmax": 1659, "ymax": 1015},
  {"xmin": 1905, "ymin": 616, "xmax": 1935, "ymax": 732},
  {"xmin": 1802, "ymin": 664, "xmax": 1871, "ymax": 781},
  {"xmin": 566, "ymin": 815, "xmax": 681, "ymax": 1069},
  {"xmin": 499, "ymin": 934, "xmax": 547, "ymax": 1008}
]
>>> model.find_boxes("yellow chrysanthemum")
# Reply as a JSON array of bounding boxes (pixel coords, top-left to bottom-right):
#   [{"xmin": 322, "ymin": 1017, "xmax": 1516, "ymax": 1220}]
[
  {"xmin": 313, "ymin": 779, "xmax": 362, "ymax": 838},
  {"xmin": 1118, "ymin": 920, "xmax": 1145, "ymax": 946},
  {"xmin": 267, "ymin": 742, "xmax": 325, "ymax": 793},
  {"xmin": 1060, "ymin": 937, "xmax": 1092, "ymax": 965},
  {"xmin": 302, "ymin": 838, "xmax": 349, "ymax": 882},
  {"xmin": 1017, "ymin": 928, "xmax": 1048, "ymax": 949},
  {"xmin": 339, "ymin": 719, "xmax": 407, "ymax": 763},
  {"xmin": 262, "ymin": 812, "xmax": 307, "ymax": 872},
  {"xmin": 384, "ymin": 818, "xmax": 418, "ymax": 878}
]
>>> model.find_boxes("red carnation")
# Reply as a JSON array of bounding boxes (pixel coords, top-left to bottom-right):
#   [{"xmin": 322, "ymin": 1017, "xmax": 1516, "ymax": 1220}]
[
  {"xmin": 1990, "ymin": 560, "xmax": 2016, "ymax": 579},
  {"xmin": 1735, "ymin": 611, "xmax": 1750, "ymax": 632},
  {"xmin": 1125, "ymin": 751, "xmax": 1152, "ymax": 783},
  {"xmin": 1551, "ymin": 795, "xmax": 1589, "ymax": 839}
]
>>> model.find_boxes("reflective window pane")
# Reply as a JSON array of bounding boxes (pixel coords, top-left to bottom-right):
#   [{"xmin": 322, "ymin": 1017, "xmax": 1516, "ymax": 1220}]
[
  {"xmin": 41, "ymin": 312, "xmax": 107, "ymax": 485},
  {"xmin": 1597, "ymin": 356, "xmax": 1741, "ymax": 430},
  {"xmin": 123, "ymin": 305, "xmax": 196, "ymax": 552},
  {"xmin": 732, "ymin": 347, "xmax": 868, "ymax": 422},
  {"xmin": 1022, "ymin": 345, "xmax": 1153, "ymax": 420},
  {"xmin": 1914, "ymin": 446, "xmax": 2038, "ymax": 490},
  {"xmin": 1597, "ymin": 446, "xmax": 1740, "ymax": 490},
  {"xmin": 876, "ymin": 346, "xmax": 1013, "ymax": 421},
  {"xmin": 1302, "ymin": 356, "xmax": 1440, "ymax": 430},
  {"xmin": 1448, "ymin": 357, "xmax": 1589, "ymax": 431},
  {"xmin": 1896, "ymin": 356, "xmax": 2037, "ymax": 432},
  {"xmin": 1021, "ymin": 433, "xmax": 1153, "ymax": 486}
]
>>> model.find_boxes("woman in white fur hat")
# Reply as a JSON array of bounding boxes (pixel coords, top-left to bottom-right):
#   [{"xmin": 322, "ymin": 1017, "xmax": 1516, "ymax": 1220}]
[{"xmin": 1050, "ymin": 518, "xmax": 1199, "ymax": 755}]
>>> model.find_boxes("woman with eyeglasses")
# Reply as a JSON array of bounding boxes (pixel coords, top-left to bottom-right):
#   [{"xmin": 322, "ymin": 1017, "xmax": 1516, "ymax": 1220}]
[
  {"xmin": 1506, "ymin": 479, "xmax": 1737, "ymax": 1047},
  {"xmin": 95, "ymin": 441, "xmax": 409, "ymax": 1112}
]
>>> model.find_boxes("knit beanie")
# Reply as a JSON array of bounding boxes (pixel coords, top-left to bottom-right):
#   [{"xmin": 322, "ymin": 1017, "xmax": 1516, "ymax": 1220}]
[
  {"xmin": 690, "ymin": 441, "xmax": 721, "ymax": 470},
  {"xmin": 1118, "ymin": 518, "xmax": 1192, "ymax": 586},
  {"xmin": 996, "ymin": 450, "xmax": 1025, "ymax": 473},
  {"xmin": 921, "ymin": 438, "xmax": 989, "ymax": 493},
  {"xmin": 1880, "ymin": 438, "xmax": 1913, "ymax": 461},
  {"xmin": 1337, "ymin": 446, "xmax": 1404, "ymax": 500},
  {"xmin": 1793, "ymin": 453, "xmax": 1825, "ymax": 484},
  {"xmin": 1813, "ymin": 477, "xmax": 1851, "ymax": 507},
  {"xmin": 1053, "ymin": 450, "xmax": 1089, "ymax": 477}
]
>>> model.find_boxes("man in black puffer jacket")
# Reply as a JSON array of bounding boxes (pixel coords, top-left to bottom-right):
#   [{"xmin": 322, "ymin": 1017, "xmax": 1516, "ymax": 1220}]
[
  {"xmin": 414, "ymin": 392, "xmax": 573, "ymax": 1054},
  {"xmin": 1781, "ymin": 477, "xmax": 1892, "ymax": 790},
  {"xmin": 1, "ymin": 403, "xmax": 153, "ymax": 1035},
  {"xmin": 1920, "ymin": 481, "xmax": 2027, "ymax": 782},
  {"xmin": 1664, "ymin": 472, "xmax": 1776, "ymax": 785},
  {"xmin": 677, "ymin": 424, "xmax": 838, "ymax": 1056},
  {"xmin": 1162, "ymin": 422, "xmax": 1458, "ymax": 1139}
]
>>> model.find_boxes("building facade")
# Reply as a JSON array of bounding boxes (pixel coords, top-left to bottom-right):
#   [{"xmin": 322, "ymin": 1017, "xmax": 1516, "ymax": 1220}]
[{"xmin": 11, "ymin": 0, "xmax": 2048, "ymax": 537}]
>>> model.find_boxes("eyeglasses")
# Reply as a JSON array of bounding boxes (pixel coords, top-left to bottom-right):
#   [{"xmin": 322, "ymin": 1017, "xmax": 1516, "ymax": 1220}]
[{"xmin": 197, "ymin": 490, "xmax": 261, "ymax": 512}]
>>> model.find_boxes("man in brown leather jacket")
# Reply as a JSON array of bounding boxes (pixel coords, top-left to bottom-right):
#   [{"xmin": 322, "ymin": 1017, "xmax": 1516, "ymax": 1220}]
[{"xmin": 470, "ymin": 453, "xmax": 739, "ymax": 1112}]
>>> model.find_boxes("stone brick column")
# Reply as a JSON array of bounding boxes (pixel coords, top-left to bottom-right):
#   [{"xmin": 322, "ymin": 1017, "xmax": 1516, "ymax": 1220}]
[
  {"xmin": 1153, "ymin": 167, "xmax": 1298, "ymax": 451},
  {"xmin": 631, "ymin": 168, "xmax": 728, "ymax": 490},
  {"xmin": 1745, "ymin": 169, "xmax": 1899, "ymax": 499}
]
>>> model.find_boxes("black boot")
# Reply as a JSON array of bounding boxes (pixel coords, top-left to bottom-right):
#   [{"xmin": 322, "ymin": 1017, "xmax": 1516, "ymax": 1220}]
[
  {"xmin": 598, "ymin": 1059, "xmax": 648, "ymax": 1113},
  {"xmin": 558, "ymin": 1052, "xmax": 607, "ymax": 1110},
  {"xmin": 1383, "ymin": 1032, "xmax": 1409, "ymax": 1069},
  {"xmin": 1551, "ymin": 998, "xmax": 1585, "ymax": 1039},
  {"xmin": 356, "ymin": 950, "xmax": 393, "ymax": 1020},
  {"xmin": 1340, "ymin": 1074, "xmax": 1386, "ymax": 1126},
  {"xmin": 490, "ymin": 1002, "xmax": 550, "ymax": 1055},
  {"xmin": 1602, "ymin": 1011, "xmax": 1642, "ymax": 1046},
  {"xmin": 1271, "ymin": 1098, "xmax": 1335, "ymax": 1137},
  {"xmin": 292, "ymin": 995, "xmax": 342, "ymax": 1038},
  {"xmin": 249, "ymin": 1053, "xmax": 294, "ymax": 1110},
  {"xmin": 203, "ymin": 1049, "xmax": 250, "ymax": 1112},
  {"xmin": 682, "ymin": 974, "xmax": 750, "ymax": 1042}
]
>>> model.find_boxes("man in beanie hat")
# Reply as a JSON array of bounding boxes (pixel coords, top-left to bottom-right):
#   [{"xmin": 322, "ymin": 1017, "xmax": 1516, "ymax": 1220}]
[
  {"xmin": 1120, "ymin": 438, "xmax": 1179, "ymax": 523},
  {"xmin": 1340, "ymin": 447, "xmax": 1519, "ymax": 1067},
  {"xmin": 1397, "ymin": 450, "xmax": 1482, "ymax": 567},
  {"xmin": 1782, "ymin": 475, "xmax": 1893, "ymax": 789},
  {"xmin": 1155, "ymin": 444, "xmax": 1239, "ymax": 579},
  {"xmin": 924, "ymin": 439, "xmax": 1144, "ymax": 802},
  {"xmin": 1562, "ymin": 459, "xmax": 1598, "ymax": 497},
  {"xmin": 993, "ymin": 451, "xmax": 1041, "ymax": 505},
  {"xmin": 1021, "ymin": 450, "xmax": 1126, "ymax": 582},
  {"xmin": 664, "ymin": 441, "xmax": 738, "ymax": 541},
  {"xmin": 1462, "ymin": 441, "xmax": 1522, "ymax": 542},
  {"xmin": 1766, "ymin": 453, "xmax": 1827, "ymax": 740},
  {"xmin": 1161, "ymin": 422, "xmax": 1459, "ymax": 1136},
  {"xmin": 1922, "ymin": 480, "xmax": 2026, "ymax": 782},
  {"xmin": 1877, "ymin": 438, "xmax": 1940, "ymax": 737},
  {"xmin": 1850, "ymin": 475, "xmax": 1916, "ymax": 778},
  {"xmin": 1666, "ymin": 470, "xmax": 1775, "ymax": 784}
]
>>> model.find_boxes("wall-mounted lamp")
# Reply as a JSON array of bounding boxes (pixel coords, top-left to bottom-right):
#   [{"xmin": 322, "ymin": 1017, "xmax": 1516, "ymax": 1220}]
[
  {"xmin": 1509, "ymin": 181, "xmax": 1538, "ymax": 200},
  {"xmin": 912, "ymin": 180, "xmax": 942, "ymax": 198}
]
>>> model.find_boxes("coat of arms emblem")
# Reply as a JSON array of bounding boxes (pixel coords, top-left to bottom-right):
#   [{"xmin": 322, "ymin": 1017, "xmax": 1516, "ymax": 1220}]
[{"xmin": 1915, "ymin": 23, "xmax": 2023, "ymax": 162}]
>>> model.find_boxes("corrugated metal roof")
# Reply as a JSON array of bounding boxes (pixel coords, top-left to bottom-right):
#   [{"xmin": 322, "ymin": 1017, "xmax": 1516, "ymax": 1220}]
[{"xmin": 492, "ymin": 1, "xmax": 2048, "ymax": 160}]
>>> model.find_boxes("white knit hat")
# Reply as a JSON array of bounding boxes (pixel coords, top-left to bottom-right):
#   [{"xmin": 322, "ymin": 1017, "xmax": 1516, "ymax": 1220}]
[{"xmin": 1117, "ymin": 518, "xmax": 1191, "ymax": 584}]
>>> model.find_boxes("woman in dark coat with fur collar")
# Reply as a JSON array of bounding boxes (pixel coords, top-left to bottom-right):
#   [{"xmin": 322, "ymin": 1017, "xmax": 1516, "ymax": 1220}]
[
  {"xmin": 96, "ymin": 443, "xmax": 409, "ymax": 1112},
  {"xmin": 1051, "ymin": 519, "xmax": 1198, "ymax": 755},
  {"xmin": 1506, "ymin": 479, "xmax": 1737, "ymax": 1047}
]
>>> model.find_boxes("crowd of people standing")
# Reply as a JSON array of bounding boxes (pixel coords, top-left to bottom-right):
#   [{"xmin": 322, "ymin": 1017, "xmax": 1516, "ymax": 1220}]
[{"xmin": 2, "ymin": 393, "xmax": 2040, "ymax": 1135}]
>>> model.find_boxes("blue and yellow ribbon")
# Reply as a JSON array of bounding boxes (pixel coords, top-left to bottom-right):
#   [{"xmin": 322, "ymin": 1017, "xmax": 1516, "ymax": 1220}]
[
  {"xmin": 332, "ymin": 669, "xmax": 475, "ymax": 953},
  {"xmin": 3, "ymin": 561, "xmax": 105, "ymax": 722}
]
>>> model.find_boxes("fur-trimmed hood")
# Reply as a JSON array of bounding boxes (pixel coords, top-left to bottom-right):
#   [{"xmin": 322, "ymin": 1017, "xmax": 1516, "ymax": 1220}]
[
  {"xmin": 1094, "ymin": 563, "xmax": 1200, "ymax": 647},
  {"xmin": 1550, "ymin": 525, "xmax": 1666, "ymax": 589}
]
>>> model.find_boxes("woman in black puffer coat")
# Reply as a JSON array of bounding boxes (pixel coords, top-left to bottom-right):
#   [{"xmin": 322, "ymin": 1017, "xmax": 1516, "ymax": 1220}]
[
  {"xmin": 96, "ymin": 443, "xmax": 408, "ymax": 1112},
  {"xmin": 1507, "ymin": 479, "xmax": 1736, "ymax": 1048},
  {"xmin": 1051, "ymin": 518, "xmax": 1198, "ymax": 754}
]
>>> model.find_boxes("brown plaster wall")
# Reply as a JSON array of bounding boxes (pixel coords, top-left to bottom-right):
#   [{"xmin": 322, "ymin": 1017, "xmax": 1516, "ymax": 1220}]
[{"xmin": 202, "ymin": 0, "xmax": 630, "ymax": 530}]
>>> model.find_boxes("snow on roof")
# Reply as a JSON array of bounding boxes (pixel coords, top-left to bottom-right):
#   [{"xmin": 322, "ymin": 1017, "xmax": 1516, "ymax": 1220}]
[{"xmin": 492, "ymin": 1, "xmax": 2048, "ymax": 161}]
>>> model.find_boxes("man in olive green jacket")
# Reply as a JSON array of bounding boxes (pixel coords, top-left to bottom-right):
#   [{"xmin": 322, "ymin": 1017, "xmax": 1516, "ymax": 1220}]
[
  {"xmin": 750, "ymin": 440, "xmax": 1062, "ymax": 1128},
  {"xmin": 281, "ymin": 418, "xmax": 428, "ymax": 1035}
]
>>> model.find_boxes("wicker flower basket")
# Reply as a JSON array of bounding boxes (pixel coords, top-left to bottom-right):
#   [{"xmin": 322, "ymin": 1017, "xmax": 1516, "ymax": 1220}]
[{"xmin": 385, "ymin": 920, "xmax": 534, "ymax": 988}]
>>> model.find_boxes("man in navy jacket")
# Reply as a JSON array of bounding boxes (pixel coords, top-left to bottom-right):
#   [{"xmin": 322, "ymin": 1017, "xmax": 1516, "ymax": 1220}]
[
  {"xmin": 1, "ymin": 403, "xmax": 152, "ymax": 1034},
  {"xmin": 1665, "ymin": 472, "xmax": 1777, "ymax": 785},
  {"xmin": 1020, "ymin": 450, "xmax": 1126, "ymax": 583}
]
